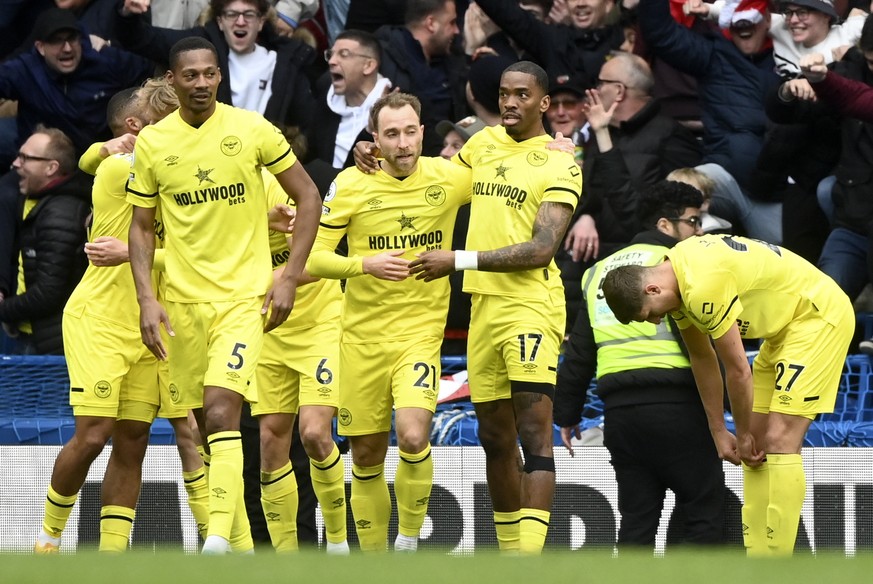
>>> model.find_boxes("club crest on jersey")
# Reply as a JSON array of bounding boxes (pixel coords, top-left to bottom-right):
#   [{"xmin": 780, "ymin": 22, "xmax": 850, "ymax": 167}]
[
  {"xmin": 94, "ymin": 380, "xmax": 111, "ymax": 399},
  {"xmin": 526, "ymin": 151, "xmax": 547, "ymax": 167},
  {"xmin": 425, "ymin": 185, "xmax": 447, "ymax": 207},
  {"xmin": 220, "ymin": 135, "xmax": 242, "ymax": 157}
]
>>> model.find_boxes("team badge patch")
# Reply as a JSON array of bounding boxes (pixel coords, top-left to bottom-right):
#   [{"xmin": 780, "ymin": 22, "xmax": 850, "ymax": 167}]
[
  {"xmin": 425, "ymin": 185, "xmax": 447, "ymax": 207},
  {"xmin": 94, "ymin": 380, "xmax": 112, "ymax": 399},
  {"xmin": 526, "ymin": 151, "xmax": 547, "ymax": 167},
  {"xmin": 338, "ymin": 408, "xmax": 352, "ymax": 426},
  {"xmin": 220, "ymin": 135, "xmax": 242, "ymax": 156}
]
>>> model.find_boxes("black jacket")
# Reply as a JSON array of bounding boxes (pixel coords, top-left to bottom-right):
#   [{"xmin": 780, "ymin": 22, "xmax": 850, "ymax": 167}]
[
  {"xmin": 765, "ymin": 48, "xmax": 872, "ymax": 236},
  {"xmin": 0, "ymin": 173, "xmax": 91, "ymax": 354},
  {"xmin": 115, "ymin": 12, "xmax": 316, "ymax": 130},
  {"xmin": 475, "ymin": 0, "xmax": 625, "ymax": 89},
  {"xmin": 304, "ymin": 72, "xmax": 376, "ymax": 169},
  {"xmin": 577, "ymin": 99, "xmax": 702, "ymax": 247},
  {"xmin": 553, "ymin": 230, "xmax": 698, "ymax": 427},
  {"xmin": 375, "ymin": 25, "xmax": 469, "ymax": 156}
]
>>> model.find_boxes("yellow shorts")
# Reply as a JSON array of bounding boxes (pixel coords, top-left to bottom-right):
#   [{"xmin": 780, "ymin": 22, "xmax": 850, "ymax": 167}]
[
  {"xmin": 752, "ymin": 299, "xmax": 854, "ymax": 418},
  {"xmin": 337, "ymin": 336, "xmax": 442, "ymax": 436},
  {"xmin": 156, "ymin": 348, "xmax": 187, "ymax": 419},
  {"xmin": 467, "ymin": 292, "xmax": 564, "ymax": 403},
  {"xmin": 251, "ymin": 318, "xmax": 341, "ymax": 416},
  {"xmin": 166, "ymin": 298, "xmax": 263, "ymax": 409},
  {"xmin": 63, "ymin": 312, "xmax": 159, "ymax": 423}
]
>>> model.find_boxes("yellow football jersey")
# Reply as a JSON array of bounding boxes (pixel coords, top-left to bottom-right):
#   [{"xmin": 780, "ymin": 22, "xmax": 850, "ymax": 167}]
[
  {"xmin": 263, "ymin": 170, "xmax": 342, "ymax": 332},
  {"xmin": 65, "ymin": 152, "xmax": 139, "ymax": 330},
  {"xmin": 308, "ymin": 156, "xmax": 471, "ymax": 343},
  {"xmin": 455, "ymin": 125, "xmax": 581, "ymax": 299},
  {"xmin": 126, "ymin": 102, "xmax": 296, "ymax": 302},
  {"xmin": 667, "ymin": 234, "xmax": 849, "ymax": 339}
]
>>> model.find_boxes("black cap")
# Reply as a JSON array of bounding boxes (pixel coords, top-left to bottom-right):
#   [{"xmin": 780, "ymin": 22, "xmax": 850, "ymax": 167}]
[
  {"xmin": 34, "ymin": 8, "xmax": 80, "ymax": 42},
  {"xmin": 548, "ymin": 75, "xmax": 587, "ymax": 98}
]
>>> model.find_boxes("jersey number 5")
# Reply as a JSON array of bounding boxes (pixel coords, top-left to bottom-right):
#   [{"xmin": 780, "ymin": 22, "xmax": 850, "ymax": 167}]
[{"xmin": 227, "ymin": 342, "xmax": 247, "ymax": 370}]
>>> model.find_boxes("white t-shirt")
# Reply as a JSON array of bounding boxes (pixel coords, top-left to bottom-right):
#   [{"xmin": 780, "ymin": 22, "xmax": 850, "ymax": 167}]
[{"xmin": 228, "ymin": 45, "xmax": 277, "ymax": 115}]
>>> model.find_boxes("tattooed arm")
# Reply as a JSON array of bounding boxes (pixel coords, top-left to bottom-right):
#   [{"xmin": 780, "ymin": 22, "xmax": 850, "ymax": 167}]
[{"xmin": 409, "ymin": 202, "xmax": 574, "ymax": 281}]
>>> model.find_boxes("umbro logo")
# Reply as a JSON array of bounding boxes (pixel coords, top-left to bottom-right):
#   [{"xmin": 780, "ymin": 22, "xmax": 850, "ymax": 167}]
[
  {"xmin": 368, "ymin": 198, "xmax": 382, "ymax": 208},
  {"xmin": 212, "ymin": 487, "xmax": 227, "ymax": 499},
  {"xmin": 356, "ymin": 519, "xmax": 372, "ymax": 529},
  {"xmin": 165, "ymin": 155, "xmax": 179, "ymax": 166},
  {"xmin": 266, "ymin": 512, "xmax": 281, "ymax": 521}
]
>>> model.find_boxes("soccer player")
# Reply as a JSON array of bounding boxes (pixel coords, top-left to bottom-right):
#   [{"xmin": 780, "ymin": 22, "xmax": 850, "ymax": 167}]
[
  {"xmin": 253, "ymin": 171, "xmax": 348, "ymax": 553},
  {"xmin": 126, "ymin": 37, "xmax": 321, "ymax": 555},
  {"xmin": 555, "ymin": 181, "xmax": 726, "ymax": 549},
  {"xmin": 307, "ymin": 92, "xmax": 472, "ymax": 552},
  {"xmin": 601, "ymin": 234, "xmax": 854, "ymax": 556},
  {"xmin": 33, "ymin": 87, "xmax": 160, "ymax": 554},
  {"xmin": 408, "ymin": 61, "xmax": 582, "ymax": 554}
]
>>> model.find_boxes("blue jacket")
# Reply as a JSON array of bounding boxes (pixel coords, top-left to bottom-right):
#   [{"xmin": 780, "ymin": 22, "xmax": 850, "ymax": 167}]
[
  {"xmin": 0, "ymin": 32, "xmax": 151, "ymax": 152},
  {"xmin": 638, "ymin": 0, "xmax": 780, "ymax": 190}
]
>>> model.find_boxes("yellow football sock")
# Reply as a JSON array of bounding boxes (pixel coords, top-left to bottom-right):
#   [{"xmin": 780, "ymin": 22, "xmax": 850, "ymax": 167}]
[
  {"xmin": 394, "ymin": 444, "xmax": 433, "ymax": 538},
  {"xmin": 98, "ymin": 505, "xmax": 135, "ymax": 553},
  {"xmin": 182, "ymin": 467, "xmax": 209, "ymax": 540},
  {"xmin": 260, "ymin": 461, "xmax": 299, "ymax": 552},
  {"xmin": 43, "ymin": 485, "xmax": 78, "ymax": 539},
  {"xmin": 206, "ymin": 431, "xmax": 243, "ymax": 542},
  {"xmin": 494, "ymin": 510, "xmax": 521, "ymax": 552},
  {"xmin": 229, "ymin": 474, "xmax": 253, "ymax": 553},
  {"xmin": 742, "ymin": 461, "xmax": 770, "ymax": 557},
  {"xmin": 519, "ymin": 508, "xmax": 550, "ymax": 555},
  {"xmin": 767, "ymin": 453, "xmax": 805, "ymax": 557},
  {"xmin": 350, "ymin": 463, "xmax": 390, "ymax": 552},
  {"xmin": 311, "ymin": 444, "xmax": 347, "ymax": 544}
]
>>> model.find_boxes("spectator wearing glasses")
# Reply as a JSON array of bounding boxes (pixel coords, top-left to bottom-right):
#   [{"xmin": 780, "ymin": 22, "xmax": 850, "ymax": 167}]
[
  {"xmin": 638, "ymin": 0, "xmax": 782, "ymax": 243},
  {"xmin": 306, "ymin": 29, "xmax": 392, "ymax": 169},
  {"xmin": 117, "ymin": 0, "xmax": 317, "ymax": 132},
  {"xmin": 558, "ymin": 53, "xmax": 701, "ymax": 332},
  {"xmin": 0, "ymin": 125, "xmax": 91, "ymax": 355},
  {"xmin": 686, "ymin": 0, "xmax": 866, "ymax": 79},
  {"xmin": 555, "ymin": 180, "xmax": 726, "ymax": 550}
]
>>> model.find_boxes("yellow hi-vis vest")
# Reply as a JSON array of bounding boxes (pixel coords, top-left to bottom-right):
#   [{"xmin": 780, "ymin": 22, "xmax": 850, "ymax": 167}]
[{"xmin": 583, "ymin": 243, "xmax": 690, "ymax": 377}]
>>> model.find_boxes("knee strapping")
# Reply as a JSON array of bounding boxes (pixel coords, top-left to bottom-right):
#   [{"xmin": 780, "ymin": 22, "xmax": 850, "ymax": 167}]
[
  {"xmin": 510, "ymin": 381, "xmax": 555, "ymax": 400},
  {"xmin": 523, "ymin": 454, "xmax": 555, "ymax": 473}
]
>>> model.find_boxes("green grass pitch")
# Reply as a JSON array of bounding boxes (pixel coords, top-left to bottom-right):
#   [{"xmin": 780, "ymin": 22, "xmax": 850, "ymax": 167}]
[{"xmin": 4, "ymin": 549, "xmax": 873, "ymax": 584}]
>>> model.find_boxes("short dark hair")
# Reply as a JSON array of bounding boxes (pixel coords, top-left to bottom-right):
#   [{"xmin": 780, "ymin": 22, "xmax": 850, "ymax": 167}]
[
  {"xmin": 106, "ymin": 87, "xmax": 140, "ymax": 135},
  {"xmin": 405, "ymin": 0, "xmax": 451, "ymax": 25},
  {"xmin": 34, "ymin": 124, "xmax": 76, "ymax": 176},
  {"xmin": 209, "ymin": 0, "xmax": 269, "ymax": 17},
  {"xmin": 637, "ymin": 180, "xmax": 704, "ymax": 228},
  {"xmin": 503, "ymin": 60, "xmax": 549, "ymax": 95},
  {"xmin": 860, "ymin": 13, "xmax": 873, "ymax": 52},
  {"xmin": 169, "ymin": 37, "xmax": 219, "ymax": 71},
  {"xmin": 335, "ymin": 29, "xmax": 382, "ymax": 63},
  {"xmin": 602, "ymin": 264, "xmax": 648, "ymax": 325},
  {"xmin": 369, "ymin": 92, "xmax": 422, "ymax": 132}
]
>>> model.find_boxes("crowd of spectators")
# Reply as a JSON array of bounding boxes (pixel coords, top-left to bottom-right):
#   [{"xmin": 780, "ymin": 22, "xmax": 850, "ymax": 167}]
[{"xmin": 3, "ymin": 0, "xmax": 873, "ymax": 356}]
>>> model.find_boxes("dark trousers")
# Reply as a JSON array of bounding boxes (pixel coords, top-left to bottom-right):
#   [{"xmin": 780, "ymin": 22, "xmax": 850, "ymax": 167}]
[
  {"xmin": 603, "ymin": 401, "xmax": 725, "ymax": 548},
  {"xmin": 240, "ymin": 402, "xmax": 318, "ymax": 548}
]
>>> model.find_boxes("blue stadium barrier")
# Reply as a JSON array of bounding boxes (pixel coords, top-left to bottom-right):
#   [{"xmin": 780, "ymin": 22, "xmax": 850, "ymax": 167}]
[{"xmin": 4, "ymin": 353, "xmax": 873, "ymax": 447}]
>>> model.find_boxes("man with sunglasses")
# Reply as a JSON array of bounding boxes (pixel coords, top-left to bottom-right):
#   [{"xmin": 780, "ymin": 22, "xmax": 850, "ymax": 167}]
[
  {"xmin": 0, "ymin": 125, "xmax": 91, "ymax": 355},
  {"xmin": 602, "ymin": 230, "xmax": 853, "ymax": 556},
  {"xmin": 555, "ymin": 180, "xmax": 726, "ymax": 550}
]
